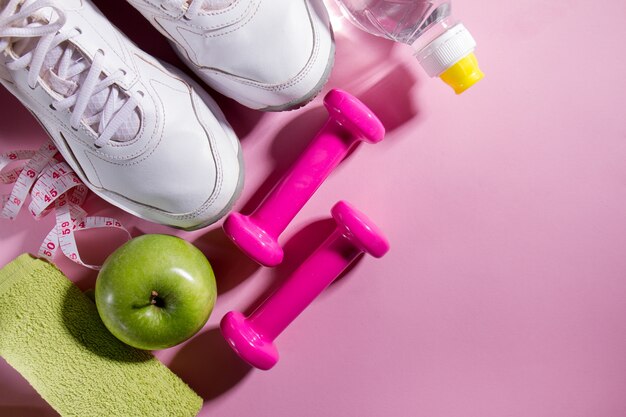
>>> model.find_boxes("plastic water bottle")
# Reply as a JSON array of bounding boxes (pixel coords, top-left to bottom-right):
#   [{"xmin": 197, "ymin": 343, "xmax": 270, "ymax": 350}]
[{"xmin": 334, "ymin": 0, "xmax": 484, "ymax": 94}]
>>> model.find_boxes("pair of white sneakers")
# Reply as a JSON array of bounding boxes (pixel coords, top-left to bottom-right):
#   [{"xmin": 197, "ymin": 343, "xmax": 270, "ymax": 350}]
[{"xmin": 0, "ymin": 0, "xmax": 334, "ymax": 230}]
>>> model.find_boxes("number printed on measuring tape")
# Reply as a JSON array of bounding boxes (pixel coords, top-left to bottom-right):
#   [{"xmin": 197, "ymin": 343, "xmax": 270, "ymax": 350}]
[
  {"xmin": 1, "ymin": 141, "xmax": 57, "ymax": 220},
  {"xmin": 1, "ymin": 140, "xmax": 130, "ymax": 270},
  {"xmin": 39, "ymin": 199, "xmax": 131, "ymax": 270},
  {"xmin": 28, "ymin": 162, "xmax": 82, "ymax": 218}
]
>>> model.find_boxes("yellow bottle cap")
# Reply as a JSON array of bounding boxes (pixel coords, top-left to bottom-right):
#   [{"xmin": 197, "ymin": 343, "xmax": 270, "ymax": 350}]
[{"xmin": 439, "ymin": 52, "xmax": 484, "ymax": 94}]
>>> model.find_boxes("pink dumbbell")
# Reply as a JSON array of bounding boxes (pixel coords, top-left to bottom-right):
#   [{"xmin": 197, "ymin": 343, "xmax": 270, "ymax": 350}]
[
  {"xmin": 220, "ymin": 201, "xmax": 389, "ymax": 370},
  {"xmin": 223, "ymin": 89, "xmax": 385, "ymax": 267}
]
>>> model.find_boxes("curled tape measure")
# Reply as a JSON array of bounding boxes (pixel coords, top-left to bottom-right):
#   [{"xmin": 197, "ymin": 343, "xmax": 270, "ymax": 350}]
[{"xmin": 1, "ymin": 140, "xmax": 130, "ymax": 270}]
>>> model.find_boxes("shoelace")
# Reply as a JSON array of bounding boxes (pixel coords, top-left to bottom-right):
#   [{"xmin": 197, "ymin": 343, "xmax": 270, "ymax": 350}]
[
  {"xmin": 162, "ymin": 0, "xmax": 234, "ymax": 15},
  {"xmin": 0, "ymin": 0, "xmax": 140, "ymax": 148}
]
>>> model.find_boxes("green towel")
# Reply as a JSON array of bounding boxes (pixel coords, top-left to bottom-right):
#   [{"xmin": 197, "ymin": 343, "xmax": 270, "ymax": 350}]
[{"xmin": 0, "ymin": 254, "xmax": 202, "ymax": 417}]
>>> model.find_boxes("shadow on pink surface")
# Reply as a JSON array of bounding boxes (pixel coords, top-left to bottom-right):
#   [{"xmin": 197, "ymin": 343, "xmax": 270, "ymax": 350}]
[
  {"xmin": 0, "ymin": 89, "xmax": 46, "ymax": 150},
  {"xmin": 356, "ymin": 64, "xmax": 420, "ymax": 133},
  {"xmin": 0, "ymin": 359, "xmax": 57, "ymax": 417},
  {"xmin": 192, "ymin": 227, "xmax": 261, "ymax": 295},
  {"xmin": 0, "ymin": 405, "xmax": 57, "ymax": 417},
  {"xmin": 168, "ymin": 327, "xmax": 253, "ymax": 402}
]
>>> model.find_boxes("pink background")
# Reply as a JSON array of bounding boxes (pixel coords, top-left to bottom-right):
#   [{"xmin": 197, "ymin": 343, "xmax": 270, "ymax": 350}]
[{"xmin": 2, "ymin": 0, "xmax": 626, "ymax": 416}]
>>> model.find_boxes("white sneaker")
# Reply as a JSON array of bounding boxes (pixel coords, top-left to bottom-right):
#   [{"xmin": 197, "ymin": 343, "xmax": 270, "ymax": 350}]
[
  {"xmin": 126, "ymin": 0, "xmax": 335, "ymax": 111},
  {"xmin": 0, "ymin": 0, "xmax": 244, "ymax": 230}
]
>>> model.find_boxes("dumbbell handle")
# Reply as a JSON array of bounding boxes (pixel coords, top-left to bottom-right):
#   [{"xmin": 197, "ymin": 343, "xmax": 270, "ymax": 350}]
[
  {"xmin": 252, "ymin": 123, "xmax": 360, "ymax": 238},
  {"xmin": 250, "ymin": 228, "xmax": 361, "ymax": 340}
]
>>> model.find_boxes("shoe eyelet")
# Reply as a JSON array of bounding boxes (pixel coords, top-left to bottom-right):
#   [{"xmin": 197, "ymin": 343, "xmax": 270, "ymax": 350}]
[
  {"xmin": 94, "ymin": 144, "xmax": 102, "ymax": 149},
  {"xmin": 182, "ymin": 15, "xmax": 191, "ymax": 21},
  {"xmin": 49, "ymin": 104, "xmax": 56, "ymax": 110},
  {"xmin": 73, "ymin": 27, "xmax": 82, "ymax": 35},
  {"xmin": 71, "ymin": 126, "xmax": 79, "ymax": 132}
]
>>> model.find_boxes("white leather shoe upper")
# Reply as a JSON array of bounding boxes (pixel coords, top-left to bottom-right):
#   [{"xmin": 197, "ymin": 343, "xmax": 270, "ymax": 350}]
[
  {"xmin": 127, "ymin": 0, "xmax": 335, "ymax": 110},
  {"xmin": 0, "ymin": 0, "xmax": 243, "ymax": 230}
]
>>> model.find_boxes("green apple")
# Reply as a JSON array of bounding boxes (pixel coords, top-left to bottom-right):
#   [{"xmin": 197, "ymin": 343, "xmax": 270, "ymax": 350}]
[{"xmin": 95, "ymin": 234, "xmax": 216, "ymax": 350}]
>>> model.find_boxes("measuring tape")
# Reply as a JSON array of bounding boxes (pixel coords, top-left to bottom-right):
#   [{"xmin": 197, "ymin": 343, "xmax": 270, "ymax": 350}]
[{"xmin": 1, "ymin": 139, "xmax": 130, "ymax": 270}]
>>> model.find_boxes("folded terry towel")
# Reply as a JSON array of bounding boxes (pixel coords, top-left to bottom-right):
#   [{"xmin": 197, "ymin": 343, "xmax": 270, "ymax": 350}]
[{"xmin": 0, "ymin": 254, "xmax": 202, "ymax": 417}]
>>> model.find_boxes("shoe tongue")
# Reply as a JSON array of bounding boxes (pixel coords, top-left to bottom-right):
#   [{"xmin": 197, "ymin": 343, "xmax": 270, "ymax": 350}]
[
  {"xmin": 196, "ymin": 0, "xmax": 235, "ymax": 11},
  {"xmin": 42, "ymin": 44, "xmax": 141, "ymax": 143},
  {"xmin": 179, "ymin": 0, "xmax": 234, "ymax": 13}
]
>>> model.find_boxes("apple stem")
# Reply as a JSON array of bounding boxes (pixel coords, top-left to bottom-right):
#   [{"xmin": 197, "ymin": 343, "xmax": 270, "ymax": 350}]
[{"xmin": 151, "ymin": 290, "xmax": 159, "ymax": 305}]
